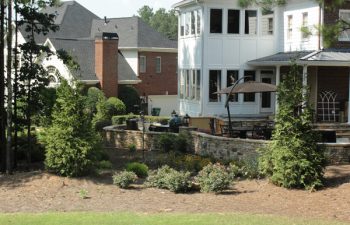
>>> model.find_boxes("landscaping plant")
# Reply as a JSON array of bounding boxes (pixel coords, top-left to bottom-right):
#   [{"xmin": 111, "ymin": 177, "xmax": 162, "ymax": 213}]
[
  {"xmin": 195, "ymin": 163, "xmax": 231, "ymax": 193},
  {"xmin": 126, "ymin": 162, "xmax": 149, "ymax": 178},
  {"xmin": 41, "ymin": 80, "xmax": 102, "ymax": 177},
  {"xmin": 113, "ymin": 171, "xmax": 138, "ymax": 189},
  {"xmin": 259, "ymin": 62, "xmax": 326, "ymax": 190}
]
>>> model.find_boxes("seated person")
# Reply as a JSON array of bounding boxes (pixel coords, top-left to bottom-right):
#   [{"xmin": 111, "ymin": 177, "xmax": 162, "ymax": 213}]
[{"xmin": 169, "ymin": 114, "xmax": 182, "ymax": 133}]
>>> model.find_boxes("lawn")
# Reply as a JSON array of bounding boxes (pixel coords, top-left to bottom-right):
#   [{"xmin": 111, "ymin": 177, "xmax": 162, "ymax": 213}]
[{"xmin": 0, "ymin": 212, "xmax": 348, "ymax": 225}]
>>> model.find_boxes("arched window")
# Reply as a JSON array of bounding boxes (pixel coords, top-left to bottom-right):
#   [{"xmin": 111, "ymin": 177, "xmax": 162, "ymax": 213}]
[{"xmin": 46, "ymin": 66, "xmax": 61, "ymax": 85}]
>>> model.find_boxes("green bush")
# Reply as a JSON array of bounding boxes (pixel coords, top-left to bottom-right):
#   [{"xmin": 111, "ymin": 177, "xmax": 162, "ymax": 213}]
[
  {"xmin": 146, "ymin": 165, "xmax": 173, "ymax": 189},
  {"xmin": 128, "ymin": 143, "xmax": 137, "ymax": 153},
  {"xmin": 173, "ymin": 132, "xmax": 190, "ymax": 153},
  {"xmin": 113, "ymin": 171, "xmax": 137, "ymax": 189},
  {"xmin": 164, "ymin": 170, "xmax": 192, "ymax": 193},
  {"xmin": 93, "ymin": 119, "xmax": 112, "ymax": 132},
  {"xmin": 156, "ymin": 133, "xmax": 176, "ymax": 152},
  {"xmin": 126, "ymin": 162, "xmax": 149, "ymax": 178},
  {"xmin": 240, "ymin": 156, "xmax": 261, "ymax": 179},
  {"xmin": 112, "ymin": 115, "xmax": 170, "ymax": 125},
  {"xmin": 41, "ymin": 80, "xmax": 102, "ymax": 177},
  {"xmin": 259, "ymin": 63, "xmax": 326, "ymax": 190},
  {"xmin": 227, "ymin": 162, "xmax": 241, "ymax": 180},
  {"xmin": 106, "ymin": 97, "xmax": 126, "ymax": 116},
  {"xmin": 195, "ymin": 163, "xmax": 231, "ymax": 193},
  {"xmin": 98, "ymin": 160, "xmax": 113, "ymax": 170},
  {"xmin": 85, "ymin": 87, "xmax": 106, "ymax": 119},
  {"xmin": 118, "ymin": 85, "xmax": 140, "ymax": 113},
  {"xmin": 146, "ymin": 165, "xmax": 192, "ymax": 193}
]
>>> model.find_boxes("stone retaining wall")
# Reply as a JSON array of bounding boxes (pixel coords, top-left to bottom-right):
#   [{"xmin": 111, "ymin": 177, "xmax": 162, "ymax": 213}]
[{"xmin": 104, "ymin": 127, "xmax": 350, "ymax": 164}]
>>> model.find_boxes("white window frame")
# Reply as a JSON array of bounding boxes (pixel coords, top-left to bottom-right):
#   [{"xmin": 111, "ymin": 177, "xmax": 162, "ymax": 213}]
[
  {"xmin": 301, "ymin": 12, "xmax": 309, "ymax": 40},
  {"xmin": 287, "ymin": 15, "xmax": 293, "ymax": 40},
  {"xmin": 339, "ymin": 10, "xmax": 350, "ymax": 41},
  {"xmin": 140, "ymin": 55, "xmax": 146, "ymax": 73},
  {"xmin": 261, "ymin": 10, "xmax": 274, "ymax": 36},
  {"xmin": 244, "ymin": 10, "xmax": 258, "ymax": 35},
  {"xmin": 155, "ymin": 56, "xmax": 161, "ymax": 73}
]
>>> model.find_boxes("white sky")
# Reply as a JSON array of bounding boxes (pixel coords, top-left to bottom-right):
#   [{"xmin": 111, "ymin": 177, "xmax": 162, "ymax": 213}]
[{"xmin": 73, "ymin": 0, "xmax": 179, "ymax": 18}]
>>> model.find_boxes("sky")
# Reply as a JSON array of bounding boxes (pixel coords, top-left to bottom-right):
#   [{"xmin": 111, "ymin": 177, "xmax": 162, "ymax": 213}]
[{"xmin": 75, "ymin": 0, "xmax": 179, "ymax": 18}]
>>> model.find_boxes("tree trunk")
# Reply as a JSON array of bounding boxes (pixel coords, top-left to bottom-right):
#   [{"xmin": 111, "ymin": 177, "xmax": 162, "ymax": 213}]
[
  {"xmin": 0, "ymin": 0, "xmax": 6, "ymax": 173},
  {"xmin": 13, "ymin": 0, "xmax": 18, "ymax": 168},
  {"xmin": 6, "ymin": 0, "xmax": 13, "ymax": 174}
]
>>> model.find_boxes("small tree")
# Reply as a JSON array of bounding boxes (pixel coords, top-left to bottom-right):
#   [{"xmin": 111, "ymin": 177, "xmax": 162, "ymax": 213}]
[
  {"xmin": 42, "ymin": 79, "xmax": 101, "ymax": 177},
  {"xmin": 259, "ymin": 63, "xmax": 326, "ymax": 190}
]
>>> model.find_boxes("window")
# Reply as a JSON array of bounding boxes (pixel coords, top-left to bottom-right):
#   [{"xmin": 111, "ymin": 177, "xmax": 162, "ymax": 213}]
[
  {"xmin": 196, "ymin": 70, "xmax": 201, "ymax": 100},
  {"xmin": 245, "ymin": 10, "xmax": 257, "ymax": 35},
  {"xmin": 196, "ymin": 10, "xmax": 201, "ymax": 34},
  {"xmin": 339, "ymin": 10, "xmax": 350, "ymax": 41},
  {"xmin": 179, "ymin": 70, "xmax": 185, "ymax": 99},
  {"xmin": 261, "ymin": 10, "xmax": 274, "ymax": 35},
  {"xmin": 180, "ymin": 14, "xmax": 185, "ymax": 36},
  {"xmin": 287, "ymin": 15, "xmax": 293, "ymax": 40},
  {"xmin": 244, "ymin": 70, "xmax": 256, "ymax": 102},
  {"xmin": 209, "ymin": 70, "xmax": 221, "ymax": 102},
  {"xmin": 185, "ymin": 12, "xmax": 190, "ymax": 35},
  {"xmin": 210, "ymin": 9, "xmax": 223, "ymax": 33},
  {"xmin": 227, "ymin": 70, "xmax": 239, "ymax": 102},
  {"xmin": 301, "ymin": 12, "xmax": 309, "ymax": 39},
  {"xmin": 190, "ymin": 70, "xmax": 196, "ymax": 100},
  {"xmin": 191, "ymin": 11, "xmax": 196, "ymax": 35},
  {"xmin": 140, "ymin": 56, "xmax": 146, "ymax": 73},
  {"xmin": 227, "ymin": 9, "xmax": 240, "ymax": 34},
  {"xmin": 186, "ymin": 70, "xmax": 190, "ymax": 99},
  {"xmin": 155, "ymin": 57, "xmax": 161, "ymax": 73}
]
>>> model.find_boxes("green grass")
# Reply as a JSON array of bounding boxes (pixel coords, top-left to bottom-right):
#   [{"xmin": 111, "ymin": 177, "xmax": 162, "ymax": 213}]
[{"xmin": 0, "ymin": 212, "xmax": 348, "ymax": 225}]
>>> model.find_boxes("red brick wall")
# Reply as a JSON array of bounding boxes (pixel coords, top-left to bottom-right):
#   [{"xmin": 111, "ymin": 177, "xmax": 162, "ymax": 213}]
[
  {"xmin": 135, "ymin": 51, "xmax": 177, "ymax": 96},
  {"xmin": 95, "ymin": 39, "xmax": 119, "ymax": 97},
  {"xmin": 323, "ymin": 0, "xmax": 350, "ymax": 48}
]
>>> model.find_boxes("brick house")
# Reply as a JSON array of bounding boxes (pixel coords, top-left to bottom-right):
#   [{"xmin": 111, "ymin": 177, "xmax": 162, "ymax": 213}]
[
  {"xmin": 173, "ymin": 0, "xmax": 350, "ymax": 125},
  {"xmin": 16, "ymin": 1, "xmax": 178, "ymax": 115}
]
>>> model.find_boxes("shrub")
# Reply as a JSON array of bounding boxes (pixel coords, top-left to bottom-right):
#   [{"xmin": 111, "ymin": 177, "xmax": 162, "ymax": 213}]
[
  {"xmin": 164, "ymin": 170, "xmax": 192, "ymax": 193},
  {"xmin": 41, "ymin": 80, "xmax": 102, "ymax": 177},
  {"xmin": 118, "ymin": 85, "xmax": 140, "ymax": 113},
  {"xmin": 156, "ymin": 133, "xmax": 176, "ymax": 152},
  {"xmin": 113, "ymin": 171, "xmax": 137, "ymax": 189},
  {"xmin": 106, "ymin": 97, "xmax": 126, "ymax": 116},
  {"xmin": 85, "ymin": 87, "xmax": 105, "ymax": 119},
  {"xmin": 98, "ymin": 160, "xmax": 113, "ymax": 169},
  {"xmin": 240, "ymin": 156, "xmax": 261, "ymax": 179},
  {"xmin": 259, "ymin": 63, "xmax": 326, "ymax": 190},
  {"xmin": 126, "ymin": 162, "xmax": 149, "ymax": 178},
  {"xmin": 146, "ymin": 165, "xmax": 173, "ymax": 189},
  {"xmin": 112, "ymin": 115, "xmax": 171, "ymax": 125},
  {"xmin": 227, "ymin": 162, "xmax": 241, "ymax": 180},
  {"xmin": 93, "ymin": 119, "xmax": 112, "ymax": 132},
  {"xmin": 195, "ymin": 163, "xmax": 231, "ymax": 193},
  {"xmin": 128, "ymin": 143, "xmax": 137, "ymax": 153},
  {"xmin": 173, "ymin": 131, "xmax": 191, "ymax": 153}
]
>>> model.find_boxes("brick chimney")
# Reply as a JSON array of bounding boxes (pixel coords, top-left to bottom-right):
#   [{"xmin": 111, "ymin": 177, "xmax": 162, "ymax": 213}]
[{"xmin": 95, "ymin": 32, "xmax": 119, "ymax": 97}]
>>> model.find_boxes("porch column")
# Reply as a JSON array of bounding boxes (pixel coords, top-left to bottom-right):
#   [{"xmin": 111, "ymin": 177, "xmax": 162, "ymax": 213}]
[
  {"xmin": 275, "ymin": 65, "xmax": 281, "ymax": 113},
  {"xmin": 348, "ymin": 68, "xmax": 350, "ymax": 124},
  {"xmin": 302, "ymin": 65, "xmax": 308, "ymax": 108}
]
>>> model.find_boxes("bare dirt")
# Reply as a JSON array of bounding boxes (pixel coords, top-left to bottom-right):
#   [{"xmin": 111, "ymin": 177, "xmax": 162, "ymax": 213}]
[{"xmin": 0, "ymin": 151, "xmax": 349, "ymax": 223}]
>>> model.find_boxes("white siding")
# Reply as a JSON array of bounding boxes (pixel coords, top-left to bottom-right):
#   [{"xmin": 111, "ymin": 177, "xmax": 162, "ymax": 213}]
[{"xmin": 121, "ymin": 50, "xmax": 139, "ymax": 75}]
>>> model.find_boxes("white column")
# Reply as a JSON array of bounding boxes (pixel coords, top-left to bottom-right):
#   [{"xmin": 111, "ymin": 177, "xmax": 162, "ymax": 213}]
[
  {"xmin": 348, "ymin": 68, "xmax": 350, "ymax": 124},
  {"xmin": 275, "ymin": 65, "xmax": 281, "ymax": 113}
]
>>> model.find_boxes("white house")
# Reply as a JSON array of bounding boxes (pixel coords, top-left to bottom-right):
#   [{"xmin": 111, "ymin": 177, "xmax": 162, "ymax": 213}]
[{"xmin": 173, "ymin": 0, "xmax": 350, "ymax": 124}]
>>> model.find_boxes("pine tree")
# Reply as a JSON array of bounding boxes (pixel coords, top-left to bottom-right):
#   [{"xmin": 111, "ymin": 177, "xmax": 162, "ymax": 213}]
[
  {"xmin": 42, "ymin": 80, "xmax": 101, "ymax": 177},
  {"xmin": 259, "ymin": 63, "xmax": 326, "ymax": 190}
]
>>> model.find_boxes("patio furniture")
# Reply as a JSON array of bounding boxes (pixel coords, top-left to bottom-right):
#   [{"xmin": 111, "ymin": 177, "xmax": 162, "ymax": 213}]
[
  {"xmin": 151, "ymin": 107, "xmax": 161, "ymax": 116},
  {"xmin": 148, "ymin": 122, "xmax": 169, "ymax": 132}
]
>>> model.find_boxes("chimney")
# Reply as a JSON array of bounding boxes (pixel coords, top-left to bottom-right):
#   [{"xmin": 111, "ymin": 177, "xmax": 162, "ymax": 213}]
[{"xmin": 95, "ymin": 32, "xmax": 119, "ymax": 97}]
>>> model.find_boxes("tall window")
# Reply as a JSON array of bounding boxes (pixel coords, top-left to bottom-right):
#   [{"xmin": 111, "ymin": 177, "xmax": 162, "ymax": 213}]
[
  {"xmin": 180, "ymin": 14, "xmax": 185, "ymax": 36},
  {"xmin": 139, "ymin": 56, "xmax": 146, "ymax": 73},
  {"xmin": 245, "ymin": 10, "xmax": 257, "ymax": 35},
  {"xmin": 339, "ymin": 10, "xmax": 350, "ymax": 40},
  {"xmin": 244, "ymin": 70, "xmax": 256, "ymax": 102},
  {"xmin": 155, "ymin": 57, "xmax": 161, "ymax": 73},
  {"xmin": 301, "ymin": 12, "xmax": 309, "ymax": 39},
  {"xmin": 180, "ymin": 70, "xmax": 185, "ymax": 99},
  {"xmin": 261, "ymin": 10, "xmax": 274, "ymax": 35},
  {"xmin": 191, "ymin": 11, "xmax": 195, "ymax": 35},
  {"xmin": 209, "ymin": 70, "xmax": 221, "ymax": 102},
  {"xmin": 227, "ymin": 70, "xmax": 239, "ymax": 102},
  {"xmin": 185, "ymin": 12, "xmax": 190, "ymax": 35},
  {"xmin": 210, "ymin": 9, "xmax": 223, "ymax": 33},
  {"xmin": 287, "ymin": 15, "xmax": 293, "ymax": 40},
  {"xmin": 227, "ymin": 9, "xmax": 240, "ymax": 34},
  {"xmin": 196, "ymin": 70, "xmax": 201, "ymax": 101},
  {"xmin": 190, "ymin": 70, "xmax": 196, "ymax": 100},
  {"xmin": 196, "ymin": 10, "xmax": 201, "ymax": 34}
]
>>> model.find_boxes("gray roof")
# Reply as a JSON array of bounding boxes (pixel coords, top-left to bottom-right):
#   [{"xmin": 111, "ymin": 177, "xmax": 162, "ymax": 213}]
[
  {"xmin": 248, "ymin": 51, "xmax": 313, "ymax": 64},
  {"xmin": 49, "ymin": 37, "xmax": 139, "ymax": 83},
  {"xmin": 91, "ymin": 17, "xmax": 177, "ymax": 49},
  {"xmin": 20, "ymin": 1, "xmax": 99, "ymax": 43}
]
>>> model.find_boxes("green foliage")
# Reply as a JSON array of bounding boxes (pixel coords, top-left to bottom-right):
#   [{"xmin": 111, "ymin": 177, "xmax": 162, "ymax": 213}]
[
  {"xmin": 173, "ymin": 131, "xmax": 190, "ymax": 153},
  {"xmin": 98, "ymin": 160, "xmax": 113, "ymax": 170},
  {"xmin": 34, "ymin": 87, "xmax": 57, "ymax": 127},
  {"xmin": 85, "ymin": 87, "xmax": 106, "ymax": 119},
  {"xmin": 259, "ymin": 63, "xmax": 326, "ymax": 190},
  {"xmin": 106, "ymin": 97, "xmax": 126, "ymax": 116},
  {"xmin": 78, "ymin": 189, "xmax": 89, "ymax": 199},
  {"xmin": 128, "ymin": 143, "xmax": 137, "ymax": 153},
  {"xmin": 118, "ymin": 85, "xmax": 140, "ymax": 113},
  {"xmin": 146, "ymin": 165, "xmax": 192, "ymax": 193},
  {"xmin": 126, "ymin": 162, "xmax": 149, "ymax": 178},
  {"xmin": 112, "ymin": 171, "xmax": 137, "ymax": 189},
  {"xmin": 195, "ymin": 163, "xmax": 231, "ymax": 193},
  {"xmin": 138, "ymin": 6, "xmax": 178, "ymax": 40},
  {"xmin": 41, "ymin": 80, "xmax": 102, "ymax": 177},
  {"xmin": 145, "ymin": 165, "xmax": 173, "ymax": 189},
  {"xmin": 156, "ymin": 133, "xmax": 176, "ymax": 152}
]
